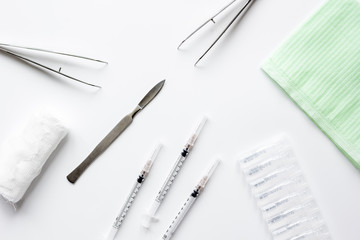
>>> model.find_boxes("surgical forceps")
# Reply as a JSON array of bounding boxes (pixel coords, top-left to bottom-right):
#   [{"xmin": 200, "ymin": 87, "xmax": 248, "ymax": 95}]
[
  {"xmin": 178, "ymin": 0, "xmax": 256, "ymax": 66},
  {"xmin": 0, "ymin": 43, "xmax": 107, "ymax": 88}
]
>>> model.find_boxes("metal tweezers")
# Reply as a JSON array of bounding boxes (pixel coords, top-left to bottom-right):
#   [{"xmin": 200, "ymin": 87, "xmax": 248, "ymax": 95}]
[
  {"xmin": 0, "ymin": 43, "xmax": 107, "ymax": 88},
  {"xmin": 178, "ymin": 0, "xmax": 256, "ymax": 66}
]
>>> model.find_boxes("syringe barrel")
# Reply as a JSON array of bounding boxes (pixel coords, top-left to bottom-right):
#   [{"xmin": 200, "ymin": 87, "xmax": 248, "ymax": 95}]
[
  {"xmin": 162, "ymin": 195, "xmax": 197, "ymax": 240},
  {"xmin": 155, "ymin": 154, "xmax": 186, "ymax": 202}
]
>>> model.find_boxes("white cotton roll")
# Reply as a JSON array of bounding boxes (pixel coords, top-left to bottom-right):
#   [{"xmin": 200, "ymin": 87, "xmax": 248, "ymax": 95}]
[{"xmin": 0, "ymin": 112, "xmax": 68, "ymax": 206}]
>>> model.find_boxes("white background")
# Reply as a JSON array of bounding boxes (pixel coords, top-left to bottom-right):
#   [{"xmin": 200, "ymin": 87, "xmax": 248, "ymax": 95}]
[{"xmin": 0, "ymin": 0, "xmax": 360, "ymax": 239}]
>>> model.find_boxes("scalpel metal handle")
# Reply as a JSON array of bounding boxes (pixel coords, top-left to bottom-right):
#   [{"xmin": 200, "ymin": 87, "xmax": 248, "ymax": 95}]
[{"xmin": 67, "ymin": 106, "xmax": 141, "ymax": 184}]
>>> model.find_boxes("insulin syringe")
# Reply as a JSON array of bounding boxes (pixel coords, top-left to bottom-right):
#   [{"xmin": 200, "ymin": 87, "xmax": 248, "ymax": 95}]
[
  {"xmin": 162, "ymin": 159, "xmax": 220, "ymax": 240},
  {"xmin": 142, "ymin": 117, "xmax": 207, "ymax": 229},
  {"xmin": 104, "ymin": 144, "xmax": 162, "ymax": 240}
]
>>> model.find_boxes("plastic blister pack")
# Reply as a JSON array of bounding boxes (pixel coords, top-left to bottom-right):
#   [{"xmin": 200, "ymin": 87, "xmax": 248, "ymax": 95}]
[
  {"xmin": 238, "ymin": 137, "xmax": 331, "ymax": 240},
  {"xmin": 255, "ymin": 175, "xmax": 307, "ymax": 205},
  {"xmin": 273, "ymin": 213, "xmax": 327, "ymax": 240},
  {"xmin": 288, "ymin": 226, "xmax": 331, "ymax": 240},
  {"xmin": 242, "ymin": 153, "xmax": 296, "ymax": 182},
  {"xmin": 261, "ymin": 190, "xmax": 313, "ymax": 218}
]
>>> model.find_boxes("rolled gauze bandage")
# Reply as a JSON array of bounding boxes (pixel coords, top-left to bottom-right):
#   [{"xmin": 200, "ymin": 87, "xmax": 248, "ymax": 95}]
[{"xmin": 0, "ymin": 112, "xmax": 67, "ymax": 206}]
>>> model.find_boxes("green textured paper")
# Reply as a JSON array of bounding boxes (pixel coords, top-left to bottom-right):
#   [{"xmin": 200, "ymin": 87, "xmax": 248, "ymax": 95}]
[{"xmin": 262, "ymin": 0, "xmax": 360, "ymax": 170}]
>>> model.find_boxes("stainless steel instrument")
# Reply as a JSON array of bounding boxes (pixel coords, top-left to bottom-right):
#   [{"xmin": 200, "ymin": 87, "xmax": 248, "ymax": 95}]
[{"xmin": 67, "ymin": 80, "xmax": 165, "ymax": 184}]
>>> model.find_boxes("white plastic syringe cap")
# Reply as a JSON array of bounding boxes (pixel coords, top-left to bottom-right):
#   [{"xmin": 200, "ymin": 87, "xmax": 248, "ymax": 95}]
[
  {"xmin": 198, "ymin": 159, "xmax": 221, "ymax": 189},
  {"xmin": 187, "ymin": 117, "xmax": 207, "ymax": 146},
  {"xmin": 143, "ymin": 144, "xmax": 162, "ymax": 173}
]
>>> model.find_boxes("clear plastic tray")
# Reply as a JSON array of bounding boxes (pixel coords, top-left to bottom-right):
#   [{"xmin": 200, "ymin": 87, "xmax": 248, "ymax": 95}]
[{"xmin": 238, "ymin": 137, "xmax": 331, "ymax": 240}]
